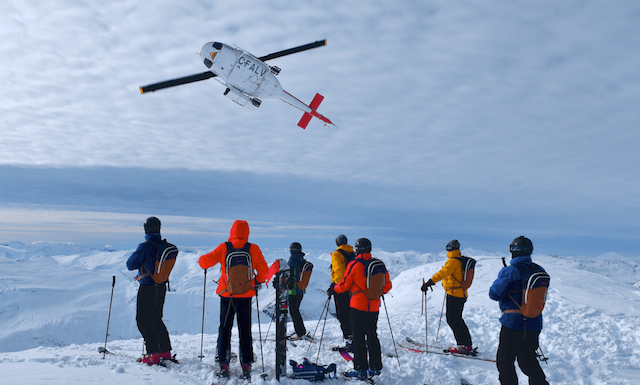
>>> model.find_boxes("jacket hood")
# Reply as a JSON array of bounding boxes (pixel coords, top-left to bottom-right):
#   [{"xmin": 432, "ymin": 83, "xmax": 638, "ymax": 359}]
[{"xmin": 229, "ymin": 220, "xmax": 250, "ymax": 242}]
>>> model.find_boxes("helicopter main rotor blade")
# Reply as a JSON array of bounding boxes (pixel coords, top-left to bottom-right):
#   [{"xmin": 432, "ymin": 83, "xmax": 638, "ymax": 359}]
[
  {"xmin": 258, "ymin": 39, "xmax": 327, "ymax": 62},
  {"xmin": 140, "ymin": 71, "xmax": 217, "ymax": 93}
]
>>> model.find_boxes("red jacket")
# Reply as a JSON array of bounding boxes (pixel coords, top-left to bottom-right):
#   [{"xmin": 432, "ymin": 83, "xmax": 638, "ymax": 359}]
[
  {"xmin": 334, "ymin": 253, "xmax": 392, "ymax": 312},
  {"xmin": 198, "ymin": 220, "xmax": 269, "ymax": 298}
]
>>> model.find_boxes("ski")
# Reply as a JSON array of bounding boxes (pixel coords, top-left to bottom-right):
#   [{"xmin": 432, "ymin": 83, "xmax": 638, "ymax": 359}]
[
  {"xmin": 341, "ymin": 371, "xmax": 375, "ymax": 384},
  {"xmin": 400, "ymin": 337, "xmax": 496, "ymax": 363},
  {"xmin": 99, "ymin": 347, "xmax": 179, "ymax": 366},
  {"xmin": 338, "ymin": 348, "xmax": 354, "ymax": 362}
]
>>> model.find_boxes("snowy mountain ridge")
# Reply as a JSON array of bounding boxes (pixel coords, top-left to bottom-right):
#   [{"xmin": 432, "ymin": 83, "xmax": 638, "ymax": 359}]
[{"xmin": 1, "ymin": 241, "xmax": 640, "ymax": 384}]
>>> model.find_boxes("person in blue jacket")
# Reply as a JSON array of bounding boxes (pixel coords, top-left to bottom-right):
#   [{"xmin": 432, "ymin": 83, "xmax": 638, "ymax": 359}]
[
  {"xmin": 489, "ymin": 236, "xmax": 549, "ymax": 385},
  {"xmin": 126, "ymin": 217, "xmax": 172, "ymax": 365}
]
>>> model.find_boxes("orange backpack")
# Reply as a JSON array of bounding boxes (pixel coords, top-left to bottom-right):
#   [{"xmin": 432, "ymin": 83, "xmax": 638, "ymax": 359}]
[
  {"xmin": 140, "ymin": 239, "xmax": 179, "ymax": 284},
  {"xmin": 296, "ymin": 261, "xmax": 314, "ymax": 290},
  {"xmin": 507, "ymin": 263, "xmax": 550, "ymax": 318},
  {"xmin": 224, "ymin": 242, "xmax": 254, "ymax": 295},
  {"xmin": 452, "ymin": 256, "xmax": 476, "ymax": 292}
]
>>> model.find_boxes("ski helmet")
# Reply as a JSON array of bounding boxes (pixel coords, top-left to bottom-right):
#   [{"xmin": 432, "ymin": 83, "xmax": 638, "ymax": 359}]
[
  {"xmin": 446, "ymin": 239, "xmax": 460, "ymax": 251},
  {"xmin": 290, "ymin": 242, "xmax": 303, "ymax": 255},
  {"xmin": 355, "ymin": 238, "xmax": 372, "ymax": 255},
  {"xmin": 510, "ymin": 236, "xmax": 533, "ymax": 257},
  {"xmin": 144, "ymin": 217, "xmax": 161, "ymax": 234},
  {"xmin": 336, "ymin": 234, "xmax": 348, "ymax": 246}
]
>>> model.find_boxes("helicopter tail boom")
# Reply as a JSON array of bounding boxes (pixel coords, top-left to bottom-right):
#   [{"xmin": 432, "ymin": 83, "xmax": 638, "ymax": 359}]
[{"xmin": 280, "ymin": 91, "xmax": 335, "ymax": 129}]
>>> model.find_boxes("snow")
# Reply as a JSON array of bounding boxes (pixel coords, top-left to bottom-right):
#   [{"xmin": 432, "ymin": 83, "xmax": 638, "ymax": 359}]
[{"xmin": 2, "ymin": 242, "xmax": 640, "ymax": 384}]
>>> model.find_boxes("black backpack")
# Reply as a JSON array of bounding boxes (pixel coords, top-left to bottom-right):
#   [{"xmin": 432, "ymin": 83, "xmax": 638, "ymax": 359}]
[
  {"xmin": 337, "ymin": 248, "xmax": 356, "ymax": 264},
  {"xmin": 290, "ymin": 358, "xmax": 336, "ymax": 381}
]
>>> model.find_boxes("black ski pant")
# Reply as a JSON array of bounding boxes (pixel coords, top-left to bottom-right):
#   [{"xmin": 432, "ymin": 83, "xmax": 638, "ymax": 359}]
[
  {"xmin": 333, "ymin": 291, "xmax": 352, "ymax": 339},
  {"xmin": 350, "ymin": 308, "xmax": 382, "ymax": 371},
  {"xmin": 446, "ymin": 294, "xmax": 472, "ymax": 347},
  {"xmin": 288, "ymin": 293, "xmax": 307, "ymax": 337},
  {"xmin": 496, "ymin": 326, "xmax": 549, "ymax": 385},
  {"xmin": 136, "ymin": 283, "xmax": 171, "ymax": 354},
  {"xmin": 217, "ymin": 296, "xmax": 253, "ymax": 365}
]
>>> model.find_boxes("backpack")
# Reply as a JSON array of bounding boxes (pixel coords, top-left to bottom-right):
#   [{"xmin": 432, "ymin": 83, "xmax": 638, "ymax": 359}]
[
  {"xmin": 507, "ymin": 263, "xmax": 550, "ymax": 318},
  {"xmin": 355, "ymin": 258, "xmax": 387, "ymax": 300},
  {"xmin": 140, "ymin": 239, "xmax": 179, "ymax": 284},
  {"xmin": 337, "ymin": 248, "xmax": 356, "ymax": 264},
  {"xmin": 289, "ymin": 358, "xmax": 336, "ymax": 381},
  {"xmin": 452, "ymin": 256, "xmax": 476, "ymax": 291},
  {"xmin": 224, "ymin": 242, "xmax": 254, "ymax": 295},
  {"xmin": 297, "ymin": 261, "xmax": 314, "ymax": 290}
]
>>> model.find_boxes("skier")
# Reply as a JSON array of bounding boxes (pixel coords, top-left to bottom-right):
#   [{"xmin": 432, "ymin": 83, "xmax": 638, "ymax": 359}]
[
  {"xmin": 287, "ymin": 242, "xmax": 312, "ymax": 340},
  {"xmin": 334, "ymin": 238, "xmax": 392, "ymax": 380},
  {"xmin": 198, "ymin": 220, "xmax": 269, "ymax": 379},
  {"xmin": 126, "ymin": 217, "xmax": 173, "ymax": 365},
  {"xmin": 489, "ymin": 236, "xmax": 549, "ymax": 385},
  {"xmin": 421, "ymin": 239, "xmax": 473, "ymax": 354},
  {"xmin": 328, "ymin": 234, "xmax": 354, "ymax": 350}
]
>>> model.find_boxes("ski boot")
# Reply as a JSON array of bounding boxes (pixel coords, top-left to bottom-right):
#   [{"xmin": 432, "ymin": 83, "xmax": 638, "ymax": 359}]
[
  {"xmin": 240, "ymin": 363, "xmax": 251, "ymax": 380},
  {"xmin": 216, "ymin": 362, "xmax": 230, "ymax": 378},
  {"xmin": 447, "ymin": 345, "xmax": 473, "ymax": 355},
  {"xmin": 139, "ymin": 352, "xmax": 162, "ymax": 365}
]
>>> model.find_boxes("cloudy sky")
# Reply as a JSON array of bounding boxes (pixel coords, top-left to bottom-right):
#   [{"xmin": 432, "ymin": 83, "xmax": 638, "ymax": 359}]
[{"xmin": 1, "ymin": 0, "xmax": 638, "ymax": 256}]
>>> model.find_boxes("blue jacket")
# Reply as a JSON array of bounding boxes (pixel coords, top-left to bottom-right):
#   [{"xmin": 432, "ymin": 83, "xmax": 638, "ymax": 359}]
[
  {"xmin": 126, "ymin": 233, "xmax": 163, "ymax": 286},
  {"xmin": 489, "ymin": 255, "xmax": 545, "ymax": 331},
  {"xmin": 288, "ymin": 252, "xmax": 307, "ymax": 296}
]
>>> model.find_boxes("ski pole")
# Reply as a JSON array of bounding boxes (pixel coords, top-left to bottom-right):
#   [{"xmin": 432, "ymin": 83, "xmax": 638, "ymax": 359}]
[
  {"xmin": 264, "ymin": 316, "xmax": 273, "ymax": 343},
  {"xmin": 102, "ymin": 276, "xmax": 116, "ymax": 359},
  {"xmin": 435, "ymin": 292, "xmax": 446, "ymax": 345},
  {"xmin": 255, "ymin": 283, "xmax": 265, "ymax": 372},
  {"xmin": 381, "ymin": 296, "xmax": 401, "ymax": 367},
  {"xmin": 424, "ymin": 283, "xmax": 428, "ymax": 353},
  {"xmin": 315, "ymin": 296, "xmax": 331, "ymax": 364},
  {"xmin": 198, "ymin": 269, "xmax": 207, "ymax": 361},
  {"xmin": 308, "ymin": 296, "xmax": 331, "ymax": 350}
]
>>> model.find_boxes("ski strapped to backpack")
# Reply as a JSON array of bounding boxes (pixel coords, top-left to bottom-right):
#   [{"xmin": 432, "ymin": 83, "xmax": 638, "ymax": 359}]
[
  {"xmin": 289, "ymin": 358, "xmax": 337, "ymax": 381},
  {"xmin": 352, "ymin": 258, "xmax": 387, "ymax": 300},
  {"xmin": 222, "ymin": 241, "xmax": 254, "ymax": 295},
  {"xmin": 451, "ymin": 256, "xmax": 476, "ymax": 295},
  {"xmin": 296, "ymin": 261, "xmax": 314, "ymax": 290},
  {"xmin": 138, "ymin": 239, "xmax": 179, "ymax": 285},
  {"xmin": 505, "ymin": 263, "xmax": 550, "ymax": 319}
]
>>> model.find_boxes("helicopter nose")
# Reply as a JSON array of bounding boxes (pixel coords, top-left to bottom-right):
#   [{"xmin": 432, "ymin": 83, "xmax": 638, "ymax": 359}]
[{"xmin": 200, "ymin": 42, "xmax": 221, "ymax": 68}]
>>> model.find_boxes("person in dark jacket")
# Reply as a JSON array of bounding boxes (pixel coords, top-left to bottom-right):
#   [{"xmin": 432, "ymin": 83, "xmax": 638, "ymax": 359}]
[
  {"xmin": 489, "ymin": 236, "xmax": 549, "ymax": 385},
  {"xmin": 126, "ymin": 217, "xmax": 172, "ymax": 365},
  {"xmin": 287, "ymin": 242, "xmax": 312, "ymax": 340}
]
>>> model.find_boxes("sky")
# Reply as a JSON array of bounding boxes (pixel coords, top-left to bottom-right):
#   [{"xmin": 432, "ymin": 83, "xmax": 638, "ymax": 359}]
[{"xmin": 0, "ymin": 0, "xmax": 639, "ymax": 256}]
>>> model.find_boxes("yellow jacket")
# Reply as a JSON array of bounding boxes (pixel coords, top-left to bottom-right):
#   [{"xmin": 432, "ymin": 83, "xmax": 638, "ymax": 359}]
[
  {"xmin": 430, "ymin": 250, "xmax": 467, "ymax": 298},
  {"xmin": 330, "ymin": 244, "xmax": 354, "ymax": 284}
]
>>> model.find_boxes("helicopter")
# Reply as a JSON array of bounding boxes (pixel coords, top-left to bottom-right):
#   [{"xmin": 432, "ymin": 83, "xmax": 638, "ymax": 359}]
[{"xmin": 140, "ymin": 39, "xmax": 335, "ymax": 129}]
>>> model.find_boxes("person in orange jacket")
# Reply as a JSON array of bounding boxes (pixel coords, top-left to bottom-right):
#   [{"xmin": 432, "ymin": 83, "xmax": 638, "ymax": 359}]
[
  {"xmin": 334, "ymin": 238, "xmax": 392, "ymax": 379},
  {"xmin": 198, "ymin": 220, "xmax": 269, "ymax": 379},
  {"xmin": 421, "ymin": 239, "xmax": 473, "ymax": 354}
]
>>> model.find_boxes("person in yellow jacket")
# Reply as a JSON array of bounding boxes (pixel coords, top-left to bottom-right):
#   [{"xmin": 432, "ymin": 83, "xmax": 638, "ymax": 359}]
[
  {"xmin": 328, "ymin": 234, "xmax": 354, "ymax": 349},
  {"xmin": 421, "ymin": 239, "xmax": 473, "ymax": 354}
]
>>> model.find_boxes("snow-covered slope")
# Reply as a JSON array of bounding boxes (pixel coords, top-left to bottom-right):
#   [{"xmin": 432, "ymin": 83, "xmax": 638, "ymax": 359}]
[{"xmin": 1, "ymin": 242, "xmax": 640, "ymax": 384}]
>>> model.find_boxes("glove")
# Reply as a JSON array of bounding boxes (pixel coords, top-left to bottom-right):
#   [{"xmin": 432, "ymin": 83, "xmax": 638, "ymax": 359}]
[
  {"xmin": 287, "ymin": 279, "xmax": 295, "ymax": 290},
  {"xmin": 421, "ymin": 279, "xmax": 435, "ymax": 292},
  {"xmin": 327, "ymin": 283, "xmax": 336, "ymax": 297},
  {"xmin": 254, "ymin": 278, "xmax": 263, "ymax": 291}
]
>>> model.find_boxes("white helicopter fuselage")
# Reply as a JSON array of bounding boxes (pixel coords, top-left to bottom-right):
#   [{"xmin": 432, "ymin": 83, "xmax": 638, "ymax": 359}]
[{"xmin": 200, "ymin": 42, "xmax": 285, "ymax": 107}]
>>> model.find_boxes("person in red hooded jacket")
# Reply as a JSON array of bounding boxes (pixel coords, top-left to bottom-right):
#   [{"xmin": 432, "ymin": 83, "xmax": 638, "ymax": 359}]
[
  {"xmin": 334, "ymin": 238, "xmax": 392, "ymax": 380},
  {"xmin": 198, "ymin": 220, "xmax": 269, "ymax": 379}
]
